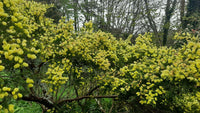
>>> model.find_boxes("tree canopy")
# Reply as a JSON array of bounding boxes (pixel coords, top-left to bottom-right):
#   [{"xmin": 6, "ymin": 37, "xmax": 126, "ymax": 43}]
[{"xmin": 1, "ymin": 0, "xmax": 200, "ymax": 113}]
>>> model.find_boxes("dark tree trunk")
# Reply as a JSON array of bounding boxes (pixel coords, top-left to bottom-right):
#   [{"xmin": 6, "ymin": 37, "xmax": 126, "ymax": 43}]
[
  {"xmin": 73, "ymin": 0, "xmax": 79, "ymax": 31},
  {"xmin": 162, "ymin": 0, "xmax": 177, "ymax": 46},
  {"xmin": 180, "ymin": 0, "xmax": 185, "ymax": 28}
]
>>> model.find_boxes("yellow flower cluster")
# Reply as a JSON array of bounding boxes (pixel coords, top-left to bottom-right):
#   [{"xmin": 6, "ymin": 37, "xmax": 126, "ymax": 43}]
[
  {"xmin": 26, "ymin": 78, "xmax": 34, "ymax": 88},
  {"xmin": 41, "ymin": 65, "xmax": 68, "ymax": 94},
  {"xmin": 0, "ymin": 0, "xmax": 69, "ymax": 111},
  {"xmin": 0, "ymin": 65, "xmax": 5, "ymax": 71},
  {"xmin": 0, "ymin": 104, "xmax": 14, "ymax": 113},
  {"xmin": 27, "ymin": 53, "xmax": 37, "ymax": 59},
  {"xmin": 1, "ymin": 40, "xmax": 29, "ymax": 68},
  {"xmin": 0, "ymin": 1, "xmax": 8, "ymax": 17},
  {"xmin": 0, "ymin": 87, "xmax": 23, "ymax": 100},
  {"xmin": 47, "ymin": 108, "xmax": 56, "ymax": 113},
  {"xmin": 0, "ymin": 86, "xmax": 22, "ymax": 112},
  {"xmin": 12, "ymin": 88, "xmax": 23, "ymax": 99},
  {"xmin": 0, "ymin": 0, "xmax": 54, "ymax": 70},
  {"xmin": 8, "ymin": 104, "xmax": 14, "ymax": 113},
  {"xmin": 174, "ymin": 93, "xmax": 200, "ymax": 112}
]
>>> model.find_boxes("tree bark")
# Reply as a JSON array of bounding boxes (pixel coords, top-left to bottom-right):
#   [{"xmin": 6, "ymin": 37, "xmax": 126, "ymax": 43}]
[
  {"xmin": 180, "ymin": 0, "xmax": 185, "ymax": 28},
  {"xmin": 73, "ymin": 0, "xmax": 79, "ymax": 31},
  {"xmin": 162, "ymin": 0, "xmax": 177, "ymax": 46}
]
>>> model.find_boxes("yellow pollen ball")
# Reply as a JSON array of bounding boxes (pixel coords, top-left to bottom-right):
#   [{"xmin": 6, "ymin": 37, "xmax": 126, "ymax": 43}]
[
  {"xmin": 26, "ymin": 78, "xmax": 34, "ymax": 84},
  {"xmin": 8, "ymin": 104, "xmax": 14, "ymax": 112},
  {"xmin": 18, "ymin": 93, "xmax": 23, "ymax": 98},
  {"xmin": 14, "ymin": 88, "xmax": 19, "ymax": 92},
  {"xmin": 27, "ymin": 54, "xmax": 37, "ymax": 59},
  {"xmin": 14, "ymin": 63, "xmax": 20, "ymax": 68},
  {"xmin": 28, "ymin": 84, "xmax": 33, "ymax": 88},
  {"xmin": 2, "ymin": 21, "xmax": 7, "ymax": 25},
  {"xmin": 2, "ymin": 87, "xmax": 11, "ymax": 91},
  {"xmin": 22, "ymin": 62, "xmax": 29, "ymax": 67},
  {"xmin": 13, "ymin": 95, "xmax": 18, "ymax": 99},
  {"xmin": 0, "ymin": 65, "xmax": 5, "ymax": 71}
]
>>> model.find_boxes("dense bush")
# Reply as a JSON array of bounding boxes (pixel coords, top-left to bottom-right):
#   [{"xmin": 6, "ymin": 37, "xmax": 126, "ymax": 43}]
[
  {"xmin": 0, "ymin": 0, "xmax": 200, "ymax": 113},
  {"xmin": 115, "ymin": 33, "xmax": 200, "ymax": 112}
]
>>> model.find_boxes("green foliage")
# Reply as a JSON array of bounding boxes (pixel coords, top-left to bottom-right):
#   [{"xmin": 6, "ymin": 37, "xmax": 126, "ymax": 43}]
[
  {"xmin": 14, "ymin": 101, "xmax": 42, "ymax": 113},
  {"xmin": 184, "ymin": 0, "xmax": 200, "ymax": 29}
]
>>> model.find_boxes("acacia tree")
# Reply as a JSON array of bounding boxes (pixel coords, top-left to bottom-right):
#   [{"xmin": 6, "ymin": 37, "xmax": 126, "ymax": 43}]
[
  {"xmin": 0, "ymin": 0, "xmax": 120, "ymax": 112},
  {"xmin": 1, "ymin": 0, "xmax": 200, "ymax": 113}
]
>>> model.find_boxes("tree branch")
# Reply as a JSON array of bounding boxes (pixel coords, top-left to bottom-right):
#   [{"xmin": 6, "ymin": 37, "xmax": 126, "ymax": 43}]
[
  {"xmin": 86, "ymin": 85, "xmax": 100, "ymax": 96},
  {"xmin": 22, "ymin": 95, "xmax": 54, "ymax": 109},
  {"xmin": 22, "ymin": 93, "xmax": 117, "ymax": 110},
  {"xmin": 58, "ymin": 95, "xmax": 118, "ymax": 106}
]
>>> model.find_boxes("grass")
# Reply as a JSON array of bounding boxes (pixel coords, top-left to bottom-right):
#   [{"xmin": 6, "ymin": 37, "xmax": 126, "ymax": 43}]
[{"xmin": 13, "ymin": 100, "xmax": 42, "ymax": 113}]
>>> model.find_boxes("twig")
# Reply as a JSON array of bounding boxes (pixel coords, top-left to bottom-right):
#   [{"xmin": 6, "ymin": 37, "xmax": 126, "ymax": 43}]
[
  {"xmin": 109, "ymin": 99, "xmax": 114, "ymax": 113},
  {"xmin": 86, "ymin": 85, "xmax": 100, "ymax": 96},
  {"xmin": 95, "ymin": 98, "xmax": 106, "ymax": 113}
]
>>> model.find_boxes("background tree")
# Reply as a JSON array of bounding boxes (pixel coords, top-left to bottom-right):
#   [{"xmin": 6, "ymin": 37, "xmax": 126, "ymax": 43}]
[
  {"xmin": 180, "ymin": 0, "xmax": 185, "ymax": 28},
  {"xmin": 30, "ymin": 0, "xmax": 65, "ymax": 23},
  {"xmin": 73, "ymin": 0, "xmax": 79, "ymax": 31},
  {"xmin": 33, "ymin": 0, "xmax": 184, "ymax": 45},
  {"xmin": 162, "ymin": 0, "xmax": 177, "ymax": 46},
  {"xmin": 184, "ymin": 0, "xmax": 200, "ymax": 29},
  {"xmin": 79, "ymin": 0, "xmax": 144, "ymax": 39}
]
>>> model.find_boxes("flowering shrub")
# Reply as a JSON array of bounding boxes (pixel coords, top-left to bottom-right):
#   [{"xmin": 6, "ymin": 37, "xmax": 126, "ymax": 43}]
[
  {"xmin": 0, "ymin": 0, "xmax": 200, "ymax": 113},
  {"xmin": 0, "ymin": 0, "xmax": 129, "ymax": 112},
  {"xmin": 111, "ymin": 33, "xmax": 200, "ymax": 112}
]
